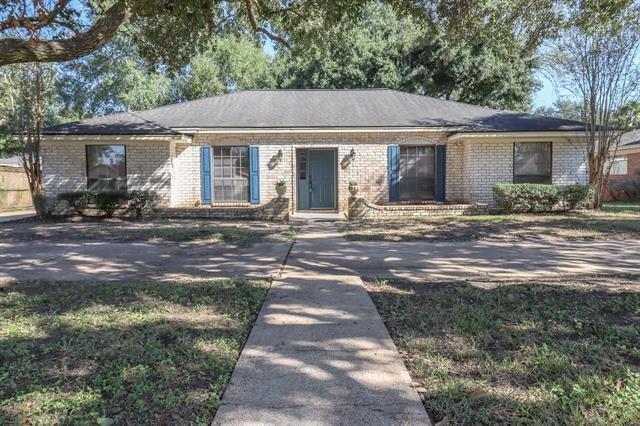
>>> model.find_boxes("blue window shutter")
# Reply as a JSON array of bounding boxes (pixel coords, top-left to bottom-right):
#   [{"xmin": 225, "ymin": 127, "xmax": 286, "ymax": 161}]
[
  {"xmin": 388, "ymin": 145, "xmax": 400, "ymax": 202},
  {"xmin": 200, "ymin": 145, "xmax": 212, "ymax": 204},
  {"xmin": 435, "ymin": 144, "xmax": 446, "ymax": 202},
  {"xmin": 249, "ymin": 146, "xmax": 260, "ymax": 204}
]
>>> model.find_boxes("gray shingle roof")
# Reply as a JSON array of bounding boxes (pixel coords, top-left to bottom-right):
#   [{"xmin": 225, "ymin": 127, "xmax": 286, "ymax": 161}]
[
  {"xmin": 620, "ymin": 129, "xmax": 640, "ymax": 149},
  {"xmin": 43, "ymin": 89, "xmax": 586, "ymax": 135},
  {"xmin": 43, "ymin": 111, "xmax": 179, "ymax": 135}
]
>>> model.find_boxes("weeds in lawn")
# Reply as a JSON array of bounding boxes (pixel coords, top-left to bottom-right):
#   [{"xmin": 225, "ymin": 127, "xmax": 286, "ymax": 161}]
[
  {"xmin": 365, "ymin": 276, "xmax": 640, "ymax": 424},
  {"xmin": 340, "ymin": 209, "xmax": 640, "ymax": 242},
  {"xmin": 0, "ymin": 279, "xmax": 269, "ymax": 424}
]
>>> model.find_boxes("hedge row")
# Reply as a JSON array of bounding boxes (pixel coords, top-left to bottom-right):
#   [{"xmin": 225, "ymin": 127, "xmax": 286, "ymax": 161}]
[
  {"xmin": 493, "ymin": 184, "xmax": 593, "ymax": 213},
  {"xmin": 58, "ymin": 190, "xmax": 159, "ymax": 218}
]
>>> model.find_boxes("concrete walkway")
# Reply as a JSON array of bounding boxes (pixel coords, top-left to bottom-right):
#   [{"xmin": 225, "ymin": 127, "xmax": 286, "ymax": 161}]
[
  {"xmin": 0, "ymin": 209, "xmax": 35, "ymax": 223},
  {"xmin": 214, "ymin": 224, "xmax": 430, "ymax": 425}
]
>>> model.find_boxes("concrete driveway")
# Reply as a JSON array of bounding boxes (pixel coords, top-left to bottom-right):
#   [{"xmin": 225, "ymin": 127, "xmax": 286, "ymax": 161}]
[
  {"xmin": 288, "ymin": 237, "xmax": 640, "ymax": 280},
  {"xmin": 0, "ymin": 240, "xmax": 291, "ymax": 283},
  {"xmin": 0, "ymin": 218, "xmax": 293, "ymax": 283}
]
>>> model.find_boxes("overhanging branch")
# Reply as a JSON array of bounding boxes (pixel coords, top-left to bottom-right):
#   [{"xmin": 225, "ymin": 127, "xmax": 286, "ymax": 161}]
[{"xmin": 0, "ymin": 1, "xmax": 132, "ymax": 66}]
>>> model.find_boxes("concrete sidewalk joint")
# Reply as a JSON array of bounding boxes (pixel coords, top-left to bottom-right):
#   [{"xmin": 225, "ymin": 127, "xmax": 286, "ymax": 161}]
[{"xmin": 214, "ymin": 224, "xmax": 430, "ymax": 425}]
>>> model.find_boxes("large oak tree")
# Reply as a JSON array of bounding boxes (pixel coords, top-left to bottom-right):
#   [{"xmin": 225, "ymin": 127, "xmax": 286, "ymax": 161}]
[{"xmin": 0, "ymin": 0, "xmax": 366, "ymax": 68}]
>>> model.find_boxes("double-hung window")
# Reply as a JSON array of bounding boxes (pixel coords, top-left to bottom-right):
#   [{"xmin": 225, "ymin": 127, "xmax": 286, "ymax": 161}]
[
  {"xmin": 86, "ymin": 145, "xmax": 126, "ymax": 191},
  {"xmin": 212, "ymin": 146, "xmax": 249, "ymax": 202},
  {"xmin": 399, "ymin": 145, "xmax": 436, "ymax": 201},
  {"xmin": 513, "ymin": 142, "xmax": 552, "ymax": 184},
  {"xmin": 609, "ymin": 156, "xmax": 628, "ymax": 176}
]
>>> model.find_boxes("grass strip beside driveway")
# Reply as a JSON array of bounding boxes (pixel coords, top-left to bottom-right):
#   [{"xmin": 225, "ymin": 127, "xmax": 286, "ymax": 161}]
[
  {"xmin": 0, "ymin": 279, "xmax": 269, "ymax": 424},
  {"xmin": 0, "ymin": 218, "xmax": 299, "ymax": 246},
  {"xmin": 365, "ymin": 276, "xmax": 640, "ymax": 425},
  {"xmin": 340, "ymin": 209, "xmax": 640, "ymax": 242}
]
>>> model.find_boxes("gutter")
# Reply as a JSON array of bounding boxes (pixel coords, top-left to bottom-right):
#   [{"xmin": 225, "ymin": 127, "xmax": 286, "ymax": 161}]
[{"xmin": 448, "ymin": 131, "xmax": 587, "ymax": 141}]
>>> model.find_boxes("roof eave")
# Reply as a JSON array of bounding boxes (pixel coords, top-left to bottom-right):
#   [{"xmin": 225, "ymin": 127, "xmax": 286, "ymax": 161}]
[
  {"xmin": 448, "ymin": 131, "xmax": 587, "ymax": 141},
  {"xmin": 41, "ymin": 134, "xmax": 192, "ymax": 142}
]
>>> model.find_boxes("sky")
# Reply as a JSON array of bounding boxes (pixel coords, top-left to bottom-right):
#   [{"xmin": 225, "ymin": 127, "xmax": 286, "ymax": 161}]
[{"xmin": 533, "ymin": 71, "xmax": 572, "ymax": 109}]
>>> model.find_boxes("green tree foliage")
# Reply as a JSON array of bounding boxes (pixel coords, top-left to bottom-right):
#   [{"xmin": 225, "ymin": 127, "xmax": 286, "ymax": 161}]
[
  {"xmin": 275, "ymin": 1, "xmax": 559, "ymax": 110},
  {"xmin": 534, "ymin": 98, "xmax": 584, "ymax": 121},
  {"xmin": 56, "ymin": 37, "xmax": 173, "ymax": 120},
  {"xmin": 174, "ymin": 36, "xmax": 276, "ymax": 101},
  {"xmin": 275, "ymin": 3, "xmax": 421, "ymax": 90},
  {"xmin": 55, "ymin": 34, "xmax": 276, "ymax": 117}
]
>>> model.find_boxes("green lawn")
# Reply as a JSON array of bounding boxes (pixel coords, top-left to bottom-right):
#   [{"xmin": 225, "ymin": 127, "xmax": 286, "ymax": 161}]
[
  {"xmin": 0, "ymin": 279, "xmax": 269, "ymax": 424},
  {"xmin": 602, "ymin": 202, "xmax": 640, "ymax": 215},
  {"xmin": 365, "ymin": 276, "xmax": 640, "ymax": 425},
  {"xmin": 0, "ymin": 218, "xmax": 299, "ymax": 246},
  {"xmin": 340, "ymin": 205, "xmax": 640, "ymax": 242}
]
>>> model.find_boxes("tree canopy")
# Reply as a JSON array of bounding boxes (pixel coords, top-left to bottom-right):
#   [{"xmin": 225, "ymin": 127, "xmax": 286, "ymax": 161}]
[{"xmin": 0, "ymin": 0, "xmax": 368, "ymax": 68}]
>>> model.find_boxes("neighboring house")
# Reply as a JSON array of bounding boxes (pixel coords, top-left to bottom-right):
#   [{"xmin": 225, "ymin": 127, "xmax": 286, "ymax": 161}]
[
  {"xmin": 606, "ymin": 129, "xmax": 640, "ymax": 201},
  {"xmin": 0, "ymin": 156, "xmax": 32, "ymax": 211},
  {"xmin": 41, "ymin": 89, "xmax": 588, "ymax": 216}
]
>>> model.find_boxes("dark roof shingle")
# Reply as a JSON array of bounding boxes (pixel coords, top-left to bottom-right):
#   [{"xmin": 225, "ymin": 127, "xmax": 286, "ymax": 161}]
[{"xmin": 43, "ymin": 89, "xmax": 586, "ymax": 135}]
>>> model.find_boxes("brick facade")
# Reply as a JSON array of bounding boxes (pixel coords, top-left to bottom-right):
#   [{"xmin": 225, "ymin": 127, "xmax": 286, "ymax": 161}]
[
  {"xmin": 605, "ymin": 151, "xmax": 640, "ymax": 201},
  {"xmin": 42, "ymin": 132, "xmax": 588, "ymax": 213},
  {"xmin": 42, "ymin": 139, "xmax": 172, "ymax": 204}
]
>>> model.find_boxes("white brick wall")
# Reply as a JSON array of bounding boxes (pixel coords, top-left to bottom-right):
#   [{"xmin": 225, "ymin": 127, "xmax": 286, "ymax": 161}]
[
  {"xmin": 180, "ymin": 131, "xmax": 452, "ymax": 211},
  {"xmin": 460, "ymin": 138, "xmax": 588, "ymax": 205},
  {"xmin": 42, "ymin": 133, "xmax": 588, "ymax": 212},
  {"xmin": 42, "ymin": 139, "xmax": 172, "ymax": 205}
]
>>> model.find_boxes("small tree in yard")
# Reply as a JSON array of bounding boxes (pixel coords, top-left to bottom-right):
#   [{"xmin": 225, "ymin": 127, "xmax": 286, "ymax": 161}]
[
  {"xmin": 0, "ymin": 62, "xmax": 56, "ymax": 217},
  {"xmin": 548, "ymin": 3, "xmax": 640, "ymax": 208}
]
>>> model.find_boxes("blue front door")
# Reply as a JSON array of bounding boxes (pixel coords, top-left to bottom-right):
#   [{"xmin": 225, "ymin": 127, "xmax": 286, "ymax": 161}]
[{"xmin": 297, "ymin": 149, "xmax": 336, "ymax": 210}]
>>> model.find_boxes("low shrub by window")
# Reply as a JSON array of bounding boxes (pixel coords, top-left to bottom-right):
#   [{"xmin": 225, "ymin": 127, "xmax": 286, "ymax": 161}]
[
  {"xmin": 57, "ymin": 190, "xmax": 160, "ymax": 218},
  {"xmin": 58, "ymin": 191, "xmax": 93, "ymax": 215},
  {"xmin": 493, "ymin": 184, "xmax": 593, "ymax": 213},
  {"xmin": 556, "ymin": 184, "xmax": 594, "ymax": 210},
  {"xmin": 128, "ymin": 190, "xmax": 160, "ymax": 218},
  {"xmin": 94, "ymin": 191, "xmax": 129, "ymax": 218}
]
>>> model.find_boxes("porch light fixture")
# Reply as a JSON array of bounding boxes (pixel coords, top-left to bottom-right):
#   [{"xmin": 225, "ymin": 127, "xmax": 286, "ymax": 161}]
[
  {"xmin": 268, "ymin": 149, "xmax": 284, "ymax": 170},
  {"xmin": 341, "ymin": 148, "xmax": 357, "ymax": 169}
]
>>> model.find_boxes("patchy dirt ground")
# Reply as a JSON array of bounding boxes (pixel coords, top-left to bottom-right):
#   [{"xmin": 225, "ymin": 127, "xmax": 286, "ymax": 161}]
[
  {"xmin": 0, "ymin": 217, "xmax": 298, "ymax": 246},
  {"xmin": 339, "ymin": 211, "xmax": 640, "ymax": 242},
  {"xmin": 364, "ymin": 274, "xmax": 640, "ymax": 424}
]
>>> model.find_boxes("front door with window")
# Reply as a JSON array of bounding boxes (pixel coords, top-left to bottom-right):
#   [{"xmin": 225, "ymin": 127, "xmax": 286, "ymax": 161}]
[{"xmin": 296, "ymin": 149, "xmax": 336, "ymax": 210}]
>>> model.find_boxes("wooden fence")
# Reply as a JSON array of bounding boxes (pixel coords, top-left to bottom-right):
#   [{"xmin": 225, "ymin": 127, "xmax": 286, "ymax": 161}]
[{"xmin": 0, "ymin": 165, "xmax": 32, "ymax": 211}]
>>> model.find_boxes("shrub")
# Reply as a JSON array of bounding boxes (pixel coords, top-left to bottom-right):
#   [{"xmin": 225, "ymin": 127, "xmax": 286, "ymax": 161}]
[
  {"xmin": 94, "ymin": 191, "xmax": 129, "ymax": 218},
  {"xmin": 128, "ymin": 190, "xmax": 160, "ymax": 218},
  {"xmin": 609, "ymin": 179, "xmax": 640, "ymax": 201},
  {"xmin": 58, "ymin": 191, "xmax": 92, "ymax": 215},
  {"xmin": 557, "ymin": 184, "xmax": 594, "ymax": 210},
  {"xmin": 493, "ymin": 183, "xmax": 593, "ymax": 213}
]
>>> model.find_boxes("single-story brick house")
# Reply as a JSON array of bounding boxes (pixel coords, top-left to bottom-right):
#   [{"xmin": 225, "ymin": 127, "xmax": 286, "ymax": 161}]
[
  {"xmin": 605, "ymin": 129, "xmax": 640, "ymax": 201},
  {"xmin": 42, "ymin": 89, "xmax": 588, "ymax": 217}
]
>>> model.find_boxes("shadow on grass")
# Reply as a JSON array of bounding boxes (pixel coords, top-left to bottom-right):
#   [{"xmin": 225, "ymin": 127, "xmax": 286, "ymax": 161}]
[
  {"xmin": 0, "ymin": 218, "xmax": 299, "ymax": 247},
  {"xmin": 0, "ymin": 279, "xmax": 269, "ymax": 424},
  {"xmin": 341, "ymin": 213, "xmax": 640, "ymax": 242},
  {"xmin": 365, "ymin": 276, "xmax": 640, "ymax": 424}
]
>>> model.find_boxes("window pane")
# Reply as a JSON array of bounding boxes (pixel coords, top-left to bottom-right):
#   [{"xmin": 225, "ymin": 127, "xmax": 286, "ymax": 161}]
[
  {"xmin": 212, "ymin": 146, "xmax": 250, "ymax": 201},
  {"xmin": 86, "ymin": 145, "xmax": 126, "ymax": 192},
  {"xmin": 514, "ymin": 142, "xmax": 551, "ymax": 184},
  {"xmin": 398, "ymin": 145, "xmax": 435, "ymax": 201},
  {"xmin": 609, "ymin": 156, "xmax": 628, "ymax": 175}
]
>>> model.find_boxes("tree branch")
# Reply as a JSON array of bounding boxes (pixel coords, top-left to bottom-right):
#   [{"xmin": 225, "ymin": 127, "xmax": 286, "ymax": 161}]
[
  {"xmin": 244, "ymin": 0, "xmax": 290, "ymax": 48},
  {"xmin": 0, "ymin": 0, "xmax": 72, "ymax": 33},
  {"xmin": 0, "ymin": 0, "xmax": 133, "ymax": 66}
]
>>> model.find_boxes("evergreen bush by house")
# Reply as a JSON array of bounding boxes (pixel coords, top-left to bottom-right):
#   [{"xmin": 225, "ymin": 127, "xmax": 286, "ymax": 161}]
[{"xmin": 493, "ymin": 184, "xmax": 593, "ymax": 213}]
